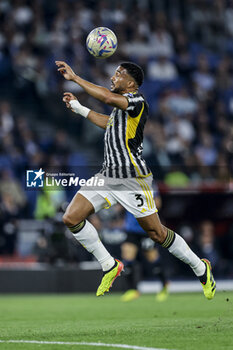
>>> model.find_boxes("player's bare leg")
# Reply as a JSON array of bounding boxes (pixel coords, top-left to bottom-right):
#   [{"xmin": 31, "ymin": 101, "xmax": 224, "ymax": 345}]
[
  {"xmin": 137, "ymin": 213, "xmax": 216, "ymax": 299},
  {"xmin": 137, "ymin": 213, "xmax": 167, "ymax": 244},
  {"xmin": 63, "ymin": 193, "xmax": 94, "ymax": 226}
]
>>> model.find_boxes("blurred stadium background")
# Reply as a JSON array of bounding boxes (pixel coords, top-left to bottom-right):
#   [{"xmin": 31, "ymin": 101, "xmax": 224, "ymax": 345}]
[{"xmin": 0, "ymin": 0, "xmax": 233, "ymax": 293}]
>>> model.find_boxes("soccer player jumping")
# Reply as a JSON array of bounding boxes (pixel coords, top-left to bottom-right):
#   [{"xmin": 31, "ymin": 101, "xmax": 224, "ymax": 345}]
[{"xmin": 55, "ymin": 60, "xmax": 216, "ymax": 299}]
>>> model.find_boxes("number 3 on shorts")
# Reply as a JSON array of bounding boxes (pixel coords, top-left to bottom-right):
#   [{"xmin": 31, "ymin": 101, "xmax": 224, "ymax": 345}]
[{"xmin": 135, "ymin": 194, "xmax": 144, "ymax": 207}]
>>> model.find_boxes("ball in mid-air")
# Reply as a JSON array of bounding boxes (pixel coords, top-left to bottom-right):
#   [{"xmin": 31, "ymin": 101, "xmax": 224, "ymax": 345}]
[{"xmin": 86, "ymin": 27, "xmax": 117, "ymax": 59}]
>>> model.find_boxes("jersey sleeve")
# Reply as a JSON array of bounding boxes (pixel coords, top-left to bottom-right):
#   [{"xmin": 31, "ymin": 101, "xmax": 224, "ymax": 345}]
[{"xmin": 123, "ymin": 93, "xmax": 145, "ymax": 118}]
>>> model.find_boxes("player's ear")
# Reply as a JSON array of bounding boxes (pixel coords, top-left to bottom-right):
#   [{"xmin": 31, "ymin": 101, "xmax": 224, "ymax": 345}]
[{"xmin": 128, "ymin": 80, "xmax": 135, "ymax": 89}]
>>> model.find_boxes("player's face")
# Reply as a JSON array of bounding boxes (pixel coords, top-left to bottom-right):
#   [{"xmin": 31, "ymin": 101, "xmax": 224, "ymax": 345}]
[{"xmin": 110, "ymin": 66, "xmax": 130, "ymax": 94}]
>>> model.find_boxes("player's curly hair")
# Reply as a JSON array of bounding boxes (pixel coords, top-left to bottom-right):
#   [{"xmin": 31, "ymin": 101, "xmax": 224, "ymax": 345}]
[{"xmin": 120, "ymin": 62, "xmax": 144, "ymax": 87}]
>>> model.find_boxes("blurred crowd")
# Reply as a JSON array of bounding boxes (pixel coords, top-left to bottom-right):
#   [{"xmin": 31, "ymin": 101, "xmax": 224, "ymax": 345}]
[
  {"xmin": 0, "ymin": 0, "xmax": 232, "ymax": 181},
  {"xmin": 0, "ymin": 0, "xmax": 233, "ymax": 276}
]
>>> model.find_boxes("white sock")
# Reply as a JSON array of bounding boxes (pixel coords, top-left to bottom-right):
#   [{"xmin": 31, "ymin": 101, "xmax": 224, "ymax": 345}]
[
  {"xmin": 72, "ymin": 220, "xmax": 115, "ymax": 271},
  {"xmin": 168, "ymin": 233, "xmax": 205, "ymax": 277}
]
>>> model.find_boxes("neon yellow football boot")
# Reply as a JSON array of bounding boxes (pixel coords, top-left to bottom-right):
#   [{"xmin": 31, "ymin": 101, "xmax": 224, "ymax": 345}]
[
  {"xmin": 96, "ymin": 259, "xmax": 124, "ymax": 296},
  {"xmin": 156, "ymin": 285, "xmax": 169, "ymax": 302},
  {"xmin": 121, "ymin": 289, "xmax": 140, "ymax": 302},
  {"xmin": 199, "ymin": 258, "xmax": 216, "ymax": 300}
]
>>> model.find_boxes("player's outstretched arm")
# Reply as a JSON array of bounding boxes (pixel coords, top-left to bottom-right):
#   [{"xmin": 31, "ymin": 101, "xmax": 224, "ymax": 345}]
[
  {"xmin": 63, "ymin": 92, "xmax": 109, "ymax": 130},
  {"xmin": 56, "ymin": 61, "xmax": 128, "ymax": 110},
  {"xmin": 87, "ymin": 110, "xmax": 109, "ymax": 130}
]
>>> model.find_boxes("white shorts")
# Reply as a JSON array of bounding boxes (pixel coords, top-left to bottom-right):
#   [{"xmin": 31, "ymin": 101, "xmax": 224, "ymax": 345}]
[{"xmin": 78, "ymin": 173, "xmax": 158, "ymax": 218}]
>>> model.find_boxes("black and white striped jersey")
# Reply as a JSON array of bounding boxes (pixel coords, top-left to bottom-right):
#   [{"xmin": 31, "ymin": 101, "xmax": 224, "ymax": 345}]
[{"xmin": 100, "ymin": 92, "xmax": 152, "ymax": 178}]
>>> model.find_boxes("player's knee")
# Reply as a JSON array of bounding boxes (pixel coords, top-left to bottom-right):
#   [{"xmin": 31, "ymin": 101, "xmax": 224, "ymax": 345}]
[
  {"xmin": 63, "ymin": 211, "xmax": 78, "ymax": 227},
  {"xmin": 62, "ymin": 212, "xmax": 71, "ymax": 226},
  {"xmin": 147, "ymin": 226, "xmax": 167, "ymax": 244}
]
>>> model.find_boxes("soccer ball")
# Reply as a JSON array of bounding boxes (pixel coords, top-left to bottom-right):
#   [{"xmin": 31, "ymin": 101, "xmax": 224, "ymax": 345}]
[{"xmin": 86, "ymin": 27, "xmax": 117, "ymax": 59}]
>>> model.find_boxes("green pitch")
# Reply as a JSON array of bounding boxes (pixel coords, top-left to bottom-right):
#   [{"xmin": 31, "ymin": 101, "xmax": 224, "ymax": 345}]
[{"xmin": 0, "ymin": 292, "xmax": 232, "ymax": 350}]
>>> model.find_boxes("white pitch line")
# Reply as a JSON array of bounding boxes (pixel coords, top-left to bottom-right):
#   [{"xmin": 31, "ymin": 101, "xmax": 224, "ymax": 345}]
[{"xmin": 0, "ymin": 339, "xmax": 173, "ymax": 350}]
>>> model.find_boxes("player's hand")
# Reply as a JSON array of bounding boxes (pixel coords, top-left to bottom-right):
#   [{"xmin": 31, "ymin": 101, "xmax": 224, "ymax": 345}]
[
  {"xmin": 55, "ymin": 61, "xmax": 76, "ymax": 81},
  {"xmin": 63, "ymin": 92, "xmax": 77, "ymax": 110}
]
